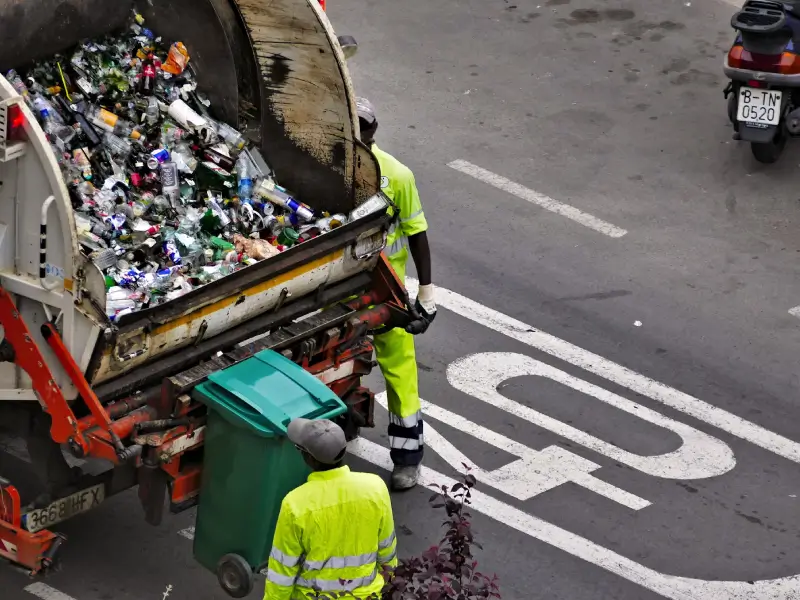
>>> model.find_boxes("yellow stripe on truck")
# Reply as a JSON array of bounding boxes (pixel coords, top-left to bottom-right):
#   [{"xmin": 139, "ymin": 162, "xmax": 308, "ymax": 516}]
[{"xmin": 152, "ymin": 250, "xmax": 343, "ymax": 336}]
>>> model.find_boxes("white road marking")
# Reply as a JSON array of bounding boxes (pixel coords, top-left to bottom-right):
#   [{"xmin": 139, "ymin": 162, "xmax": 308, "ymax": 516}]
[
  {"xmin": 376, "ymin": 392, "xmax": 650, "ymax": 509},
  {"xmin": 407, "ymin": 278, "xmax": 800, "ymax": 464},
  {"xmin": 177, "ymin": 526, "xmax": 195, "ymax": 540},
  {"xmin": 788, "ymin": 306, "xmax": 800, "ymax": 319},
  {"xmin": 448, "ymin": 352, "xmax": 736, "ymax": 479},
  {"xmin": 349, "ymin": 436, "xmax": 800, "ymax": 600},
  {"xmin": 24, "ymin": 583, "xmax": 77, "ymax": 600},
  {"xmin": 447, "ymin": 159, "xmax": 628, "ymax": 238}
]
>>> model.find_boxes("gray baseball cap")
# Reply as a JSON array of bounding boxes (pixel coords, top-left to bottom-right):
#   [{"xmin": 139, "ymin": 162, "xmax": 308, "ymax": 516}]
[
  {"xmin": 287, "ymin": 418, "xmax": 347, "ymax": 465},
  {"xmin": 355, "ymin": 97, "xmax": 377, "ymax": 126}
]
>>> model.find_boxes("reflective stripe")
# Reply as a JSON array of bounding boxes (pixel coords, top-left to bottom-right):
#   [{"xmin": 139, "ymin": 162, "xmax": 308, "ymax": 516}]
[
  {"xmin": 267, "ymin": 569, "xmax": 297, "ymax": 587},
  {"xmin": 378, "ymin": 530, "xmax": 396, "ymax": 550},
  {"xmin": 296, "ymin": 569, "xmax": 377, "ymax": 592},
  {"xmin": 400, "ymin": 209, "xmax": 423, "ymax": 223},
  {"xmin": 270, "ymin": 547, "xmax": 303, "ymax": 568},
  {"xmin": 385, "ymin": 235, "xmax": 408, "ymax": 257},
  {"xmin": 388, "ymin": 221, "xmax": 398, "ymax": 235},
  {"xmin": 379, "ymin": 548, "xmax": 397, "ymax": 564},
  {"xmin": 390, "ymin": 436, "xmax": 421, "ymax": 450},
  {"xmin": 303, "ymin": 551, "xmax": 377, "ymax": 570},
  {"xmin": 389, "ymin": 410, "xmax": 421, "ymax": 428}
]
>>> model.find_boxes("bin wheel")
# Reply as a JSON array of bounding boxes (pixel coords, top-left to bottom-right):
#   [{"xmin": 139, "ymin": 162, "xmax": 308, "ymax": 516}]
[{"xmin": 216, "ymin": 553, "xmax": 254, "ymax": 598}]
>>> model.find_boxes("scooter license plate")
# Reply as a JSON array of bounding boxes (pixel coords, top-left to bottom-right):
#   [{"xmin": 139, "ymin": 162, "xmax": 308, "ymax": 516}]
[{"xmin": 737, "ymin": 87, "xmax": 782, "ymax": 126}]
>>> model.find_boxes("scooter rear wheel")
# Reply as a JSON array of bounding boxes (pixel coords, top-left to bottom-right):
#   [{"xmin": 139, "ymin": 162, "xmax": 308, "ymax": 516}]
[{"xmin": 751, "ymin": 131, "xmax": 787, "ymax": 164}]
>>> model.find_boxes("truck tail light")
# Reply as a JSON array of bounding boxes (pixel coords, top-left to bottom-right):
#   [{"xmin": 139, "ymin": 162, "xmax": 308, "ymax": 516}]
[
  {"xmin": 0, "ymin": 100, "xmax": 27, "ymax": 162},
  {"xmin": 7, "ymin": 105, "xmax": 26, "ymax": 141},
  {"xmin": 319, "ymin": 0, "xmax": 326, "ymax": 10}
]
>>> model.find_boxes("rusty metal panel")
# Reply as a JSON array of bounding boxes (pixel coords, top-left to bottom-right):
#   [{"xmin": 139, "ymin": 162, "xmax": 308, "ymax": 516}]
[{"xmin": 235, "ymin": 0, "xmax": 360, "ymax": 214}]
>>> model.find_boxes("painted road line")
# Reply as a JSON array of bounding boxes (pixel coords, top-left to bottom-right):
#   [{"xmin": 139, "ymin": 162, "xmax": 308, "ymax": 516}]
[
  {"xmin": 24, "ymin": 583, "xmax": 77, "ymax": 600},
  {"xmin": 789, "ymin": 306, "xmax": 800, "ymax": 319},
  {"xmin": 447, "ymin": 159, "xmax": 628, "ymax": 238},
  {"xmin": 349, "ymin": 436, "xmax": 800, "ymax": 600},
  {"xmin": 178, "ymin": 526, "xmax": 195, "ymax": 540},
  {"xmin": 375, "ymin": 392, "xmax": 650, "ymax": 509},
  {"xmin": 448, "ymin": 352, "xmax": 736, "ymax": 480},
  {"xmin": 406, "ymin": 278, "xmax": 800, "ymax": 464}
]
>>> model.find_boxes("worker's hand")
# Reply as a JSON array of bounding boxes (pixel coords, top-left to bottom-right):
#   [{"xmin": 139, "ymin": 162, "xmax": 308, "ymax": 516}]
[{"xmin": 408, "ymin": 284, "xmax": 436, "ymax": 334}]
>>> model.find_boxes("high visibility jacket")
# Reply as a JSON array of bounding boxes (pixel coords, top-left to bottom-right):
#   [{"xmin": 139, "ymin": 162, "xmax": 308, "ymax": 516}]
[
  {"xmin": 264, "ymin": 466, "xmax": 398, "ymax": 600},
  {"xmin": 372, "ymin": 144, "xmax": 428, "ymax": 281}
]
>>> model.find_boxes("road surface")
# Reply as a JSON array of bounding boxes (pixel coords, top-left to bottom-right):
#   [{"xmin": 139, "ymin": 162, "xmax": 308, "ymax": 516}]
[{"xmin": 4, "ymin": 0, "xmax": 800, "ymax": 598}]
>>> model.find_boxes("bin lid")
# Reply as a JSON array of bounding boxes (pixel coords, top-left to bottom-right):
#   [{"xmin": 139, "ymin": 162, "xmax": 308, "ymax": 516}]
[{"xmin": 193, "ymin": 350, "xmax": 346, "ymax": 437}]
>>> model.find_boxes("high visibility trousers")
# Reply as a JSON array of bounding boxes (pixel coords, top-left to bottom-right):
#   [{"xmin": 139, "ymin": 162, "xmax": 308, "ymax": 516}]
[{"xmin": 374, "ymin": 326, "xmax": 423, "ymax": 466}]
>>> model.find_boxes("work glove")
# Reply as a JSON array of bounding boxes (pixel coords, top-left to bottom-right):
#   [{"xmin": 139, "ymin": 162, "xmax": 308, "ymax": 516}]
[{"xmin": 408, "ymin": 283, "xmax": 436, "ymax": 334}]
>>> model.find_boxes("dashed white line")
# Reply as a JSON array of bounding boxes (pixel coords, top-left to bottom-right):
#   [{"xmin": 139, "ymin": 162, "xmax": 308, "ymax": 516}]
[
  {"xmin": 447, "ymin": 159, "xmax": 628, "ymax": 238},
  {"xmin": 177, "ymin": 526, "xmax": 195, "ymax": 540},
  {"xmin": 788, "ymin": 306, "xmax": 800, "ymax": 319},
  {"xmin": 24, "ymin": 583, "xmax": 77, "ymax": 600}
]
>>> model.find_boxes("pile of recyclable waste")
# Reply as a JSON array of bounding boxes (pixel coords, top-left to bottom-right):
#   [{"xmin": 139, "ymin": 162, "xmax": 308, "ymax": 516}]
[{"xmin": 8, "ymin": 12, "xmax": 347, "ymax": 321}]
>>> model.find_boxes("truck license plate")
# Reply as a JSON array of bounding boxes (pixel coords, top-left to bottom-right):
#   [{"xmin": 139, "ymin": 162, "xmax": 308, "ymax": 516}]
[
  {"xmin": 24, "ymin": 484, "xmax": 105, "ymax": 532},
  {"xmin": 737, "ymin": 87, "xmax": 782, "ymax": 126}
]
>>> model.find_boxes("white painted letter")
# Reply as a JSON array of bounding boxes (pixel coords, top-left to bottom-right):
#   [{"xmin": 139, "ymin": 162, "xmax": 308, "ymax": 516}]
[{"xmin": 446, "ymin": 352, "xmax": 736, "ymax": 480}]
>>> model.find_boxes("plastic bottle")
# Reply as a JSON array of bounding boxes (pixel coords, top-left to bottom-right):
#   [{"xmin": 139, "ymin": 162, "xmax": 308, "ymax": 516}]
[
  {"xmin": 138, "ymin": 54, "xmax": 158, "ymax": 96},
  {"xmin": 6, "ymin": 70, "xmax": 32, "ymax": 106},
  {"xmin": 32, "ymin": 95, "xmax": 65, "ymax": 125},
  {"xmin": 214, "ymin": 119, "xmax": 246, "ymax": 153},
  {"xmin": 145, "ymin": 96, "xmax": 160, "ymax": 126},
  {"xmin": 85, "ymin": 105, "xmax": 142, "ymax": 140},
  {"xmin": 236, "ymin": 154, "xmax": 253, "ymax": 200},
  {"xmin": 172, "ymin": 142, "xmax": 198, "ymax": 173},
  {"xmin": 104, "ymin": 132, "xmax": 133, "ymax": 158}
]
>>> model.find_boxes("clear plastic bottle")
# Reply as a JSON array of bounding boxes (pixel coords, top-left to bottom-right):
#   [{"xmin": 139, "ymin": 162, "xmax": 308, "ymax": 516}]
[
  {"xmin": 32, "ymin": 94, "xmax": 65, "ymax": 125},
  {"xmin": 104, "ymin": 132, "xmax": 133, "ymax": 158},
  {"xmin": 236, "ymin": 154, "xmax": 253, "ymax": 200},
  {"xmin": 145, "ymin": 96, "xmax": 160, "ymax": 126},
  {"xmin": 172, "ymin": 142, "xmax": 198, "ymax": 173},
  {"xmin": 214, "ymin": 119, "xmax": 246, "ymax": 153},
  {"xmin": 6, "ymin": 70, "xmax": 31, "ymax": 106},
  {"xmin": 85, "ymin": 105, "xmax": 142, "ymax": 140}
]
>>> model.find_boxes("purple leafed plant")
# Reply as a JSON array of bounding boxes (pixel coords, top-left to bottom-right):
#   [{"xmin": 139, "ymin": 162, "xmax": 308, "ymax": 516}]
[{"xmin": 302, "ymin": 470, "xmax": 500, "ymax": 600}]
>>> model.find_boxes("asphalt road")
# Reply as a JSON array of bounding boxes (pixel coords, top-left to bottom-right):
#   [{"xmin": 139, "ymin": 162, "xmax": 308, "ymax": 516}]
[{"xmin": 5, "ymin": 0, "xmax": 800, "ymax": 598}]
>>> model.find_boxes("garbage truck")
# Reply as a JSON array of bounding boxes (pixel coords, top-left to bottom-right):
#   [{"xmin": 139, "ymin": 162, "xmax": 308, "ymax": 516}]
[{"xmin": 0, "ymin": 0, "xmax": 420, "ymax": 592}]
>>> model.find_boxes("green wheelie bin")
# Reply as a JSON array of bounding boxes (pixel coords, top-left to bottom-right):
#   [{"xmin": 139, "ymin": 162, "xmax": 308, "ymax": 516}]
[{"xmin": 192, "ymin": 349, "xmax": 347, "ymax": 598}]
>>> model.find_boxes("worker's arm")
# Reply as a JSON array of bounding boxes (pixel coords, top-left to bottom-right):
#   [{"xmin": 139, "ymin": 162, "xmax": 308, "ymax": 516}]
[
  {"xmin": 408, "ymin": 231, "xmax": 432, "ymax": 287},
  {"xmin": 377, "ymin": 487, "xmax": 398, "ymax": 569},
  {"xmin": 399, "ymin": 171, "xmax": 436, "ymax": 324},
  {"xmin": 264, "ymin": 500, "xmax": 303, "ymax": 600}
]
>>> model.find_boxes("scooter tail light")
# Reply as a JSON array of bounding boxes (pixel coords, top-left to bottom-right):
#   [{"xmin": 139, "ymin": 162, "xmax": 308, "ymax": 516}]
[
  {"xmin": 728, "ymin": 45, "xmax": 744, "ymax": 69},
  {"xmin": 778, "ymin": 52, "xmax": 800, "ymax": 74}
]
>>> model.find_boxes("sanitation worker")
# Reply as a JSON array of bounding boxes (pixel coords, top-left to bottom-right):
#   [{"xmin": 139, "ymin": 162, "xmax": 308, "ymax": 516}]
[
  {"xmin": 264, "ymin": 418, "xmax": 397, "ymax": 600},
  {"xmin": 356, "ymin": 97, "xmax": 436, "ymax": 491}
]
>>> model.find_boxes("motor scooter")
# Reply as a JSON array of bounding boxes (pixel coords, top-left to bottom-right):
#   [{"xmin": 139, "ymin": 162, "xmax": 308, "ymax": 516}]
[{"xmin": 724, "ymin": 0, "xmax": 800, "ymax": 163}]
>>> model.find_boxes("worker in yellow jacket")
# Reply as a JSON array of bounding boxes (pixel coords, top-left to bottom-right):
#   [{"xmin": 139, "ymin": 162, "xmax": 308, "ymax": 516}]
[
  {"xmin": 264, "ymin": 418, "xmax": 398, "ymax": 600},
  {"xmin": 356, "ymin": 97, "xmax": 436, "ymax": 491}
]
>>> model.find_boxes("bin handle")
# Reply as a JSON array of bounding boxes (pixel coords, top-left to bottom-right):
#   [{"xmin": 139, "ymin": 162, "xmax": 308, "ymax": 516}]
[
  {"xmin": 205, "ymin": 383, "xmax": 345, "ymax": 435},
  {"xmin": 209, "ymin": 384, "xmax": 291, "ymax": 434}
]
